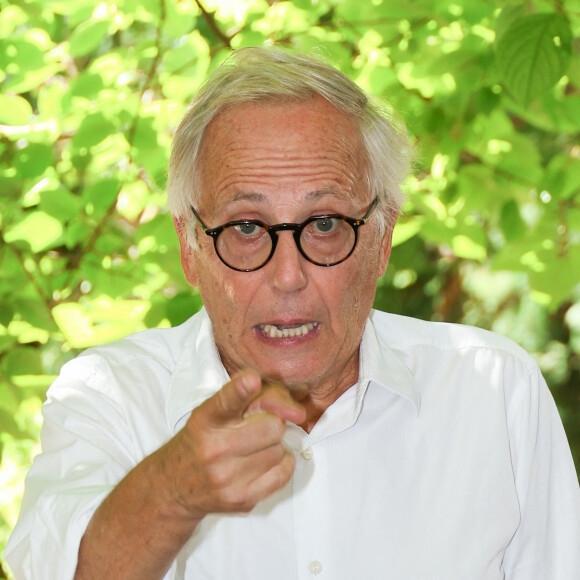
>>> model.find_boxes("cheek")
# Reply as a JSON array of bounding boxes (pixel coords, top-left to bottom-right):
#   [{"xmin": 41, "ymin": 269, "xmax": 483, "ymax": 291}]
[
  {"xmin": 350, "ymin": 273, "xmax": 376, "ymax": 317},
  {"xmin": 199, "ymin": 282, "xmax": 238, "ymax": 347},
  {"xmin": 350, "ymin": 247, "xmax": 383, "ymax": 310},
  {"xmin": 198, "ymin": 269, "xmax": 235, "ymax": 313},
  {"xmin": 327, "ymin": 259, "xmax": 379, "ymax": 324},
  {"xmin": 196, "ymin": 260, "xmax": 257, "ymax": 337}
]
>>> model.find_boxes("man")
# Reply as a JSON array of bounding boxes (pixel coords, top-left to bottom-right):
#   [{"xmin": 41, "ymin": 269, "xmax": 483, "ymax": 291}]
[{"xmin": 6, "ymin": 47, "xmax": 580, "ymax": 579}]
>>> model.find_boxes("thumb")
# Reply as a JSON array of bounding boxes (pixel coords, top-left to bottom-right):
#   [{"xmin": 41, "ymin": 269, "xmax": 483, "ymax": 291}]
[{"xmin": 210, "ymin": 370, "xmax": 262, "ymax": 423}]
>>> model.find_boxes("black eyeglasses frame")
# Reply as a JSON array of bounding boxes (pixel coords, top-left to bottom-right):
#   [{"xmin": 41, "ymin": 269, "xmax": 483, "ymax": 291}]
[{"xmin": 190, "ymin": 197, "xmax": 379, "ymax": 272}]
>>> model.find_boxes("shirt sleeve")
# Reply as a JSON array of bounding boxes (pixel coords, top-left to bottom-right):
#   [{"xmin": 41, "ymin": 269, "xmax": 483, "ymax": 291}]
[
  {"xmin": 4, "ymin": 355, "xmax": 138, "ymax": 580},
  {"xmin": 502, "ymin": 362, "xmax": 580, "ymax": 578}
]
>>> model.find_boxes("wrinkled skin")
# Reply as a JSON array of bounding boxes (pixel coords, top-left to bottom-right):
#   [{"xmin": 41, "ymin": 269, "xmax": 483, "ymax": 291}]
[{"xmin": 177, "ymin": 96, "xmax": 393, "ymax": 429}]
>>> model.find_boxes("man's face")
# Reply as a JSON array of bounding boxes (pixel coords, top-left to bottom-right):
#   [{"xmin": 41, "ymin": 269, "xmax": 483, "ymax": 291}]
[{"xmin": 177, "ymin": 96, "xmax": 393, "ymax": 396}]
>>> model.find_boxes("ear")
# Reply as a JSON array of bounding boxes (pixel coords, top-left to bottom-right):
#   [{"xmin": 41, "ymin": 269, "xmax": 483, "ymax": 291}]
[
  {"xmin": 377, "ymin": 211, "xmax": 397, "ymax": 277},
  {"xmin": 173, "ymin": 216, "xmax": 199, "ymax": 287},
  {"xmin": 377, "ymin": 228, "xmax": 393, "ymax": 277}
]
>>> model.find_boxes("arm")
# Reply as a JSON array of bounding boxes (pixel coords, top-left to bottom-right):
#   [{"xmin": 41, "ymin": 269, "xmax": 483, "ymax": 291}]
[
  {"xmin": 74, "ymin": 370, "xmax": 305, "ymax": 579},
  {"xmin": 502, "ymin": 364, "xmax": 580, "ymax": 578}
]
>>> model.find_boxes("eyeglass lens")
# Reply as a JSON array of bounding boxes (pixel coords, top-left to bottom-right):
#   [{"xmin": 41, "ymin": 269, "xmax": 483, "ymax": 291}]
[{"xmin": 216, "ymin": 217, "xmax": 356, "ymax": 271}]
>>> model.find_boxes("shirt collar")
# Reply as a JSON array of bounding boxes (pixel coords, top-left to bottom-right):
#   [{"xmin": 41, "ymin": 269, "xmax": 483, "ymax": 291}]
[
  {"xmin": 167, "ymin": 307, "xmax": 421, "ymax": 433},
  {"xmin": 359, "ymin": 309, "xmax": 421, "ymax": 414}
]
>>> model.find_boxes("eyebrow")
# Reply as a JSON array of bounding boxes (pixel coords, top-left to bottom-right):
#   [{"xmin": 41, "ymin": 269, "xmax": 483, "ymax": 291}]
[
  {"xmin": 230, "ymin": 192, "xmax": 266, "ymax": 203},
  {"xmin": 229, "ymin": 188, "xmax": 341, "ymax": 205}
]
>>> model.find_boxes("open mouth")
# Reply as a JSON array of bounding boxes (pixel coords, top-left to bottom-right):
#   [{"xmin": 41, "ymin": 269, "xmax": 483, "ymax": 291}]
[{"xmin": 258, "ymin": 322, "xmax": 319, "ymax": 339}]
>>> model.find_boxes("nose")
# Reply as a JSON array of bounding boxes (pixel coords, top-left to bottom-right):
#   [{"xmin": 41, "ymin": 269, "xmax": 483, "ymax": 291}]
[{"xmin": 267, "ymin": 231, "xmax": 307, "ymax": 292}]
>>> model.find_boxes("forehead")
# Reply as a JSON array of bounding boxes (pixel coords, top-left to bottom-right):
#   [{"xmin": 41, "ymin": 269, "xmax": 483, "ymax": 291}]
[{"xmin": 197, "ymin": 96, "xmax": 368, "ymax": 210}]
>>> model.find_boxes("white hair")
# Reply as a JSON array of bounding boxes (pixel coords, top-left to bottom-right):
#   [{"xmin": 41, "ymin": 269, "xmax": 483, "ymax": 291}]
[{"xmin": 168, "ymin": 46, "xmax": 413, "ymax": 247}]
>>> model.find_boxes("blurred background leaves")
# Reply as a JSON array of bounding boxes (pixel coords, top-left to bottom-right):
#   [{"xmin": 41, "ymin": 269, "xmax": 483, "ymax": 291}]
[{"xmin": 0, "ymin": 0, "xmax": 579, "ymax": 575}]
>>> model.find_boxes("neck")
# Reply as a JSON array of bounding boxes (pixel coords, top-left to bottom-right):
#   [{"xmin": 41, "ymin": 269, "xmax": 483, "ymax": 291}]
[
  {"xmin": 295, "ymin": 362, "xmax": 360, "ymax": 433},
  {"xmin": 218, "ymin": 350, "xmax": 361, "ymax": 434}
]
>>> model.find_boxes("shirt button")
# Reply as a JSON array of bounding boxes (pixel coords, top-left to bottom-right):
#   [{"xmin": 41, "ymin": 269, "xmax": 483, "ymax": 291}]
[
  {"xmin": 308, "ymin": 560, "xmax": 323, "ymax": 575},
  {"xmin": 301, "ymin": 447, "xmax": 313, "ymax": 460}
]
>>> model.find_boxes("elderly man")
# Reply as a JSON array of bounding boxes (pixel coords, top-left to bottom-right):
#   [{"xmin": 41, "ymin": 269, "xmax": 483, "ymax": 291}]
[{"xmin": 6, "ymin": 47, "xmax": 580, "ymax": 580}]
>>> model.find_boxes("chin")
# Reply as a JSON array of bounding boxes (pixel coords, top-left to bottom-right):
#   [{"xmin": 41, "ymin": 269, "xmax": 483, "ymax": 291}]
[{"xmin": 257, "ymin": 359, "xmax": 319, "ymax": 386}]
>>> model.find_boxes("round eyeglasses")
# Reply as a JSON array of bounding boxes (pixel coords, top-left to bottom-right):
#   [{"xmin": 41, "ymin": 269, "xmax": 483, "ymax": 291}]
[{"xmin": 190, "ymin": 198, "xmax": 379, "ymax": 272}]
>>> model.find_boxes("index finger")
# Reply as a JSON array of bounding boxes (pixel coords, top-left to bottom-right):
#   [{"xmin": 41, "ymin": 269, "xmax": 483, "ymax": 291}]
[
  {"xmin": 208, "ymin": 370, "xmax": 262, "ymax": 423},
  {"xmin": 243, "ymin": 381, "xmax": 306, "ymax": 425}
]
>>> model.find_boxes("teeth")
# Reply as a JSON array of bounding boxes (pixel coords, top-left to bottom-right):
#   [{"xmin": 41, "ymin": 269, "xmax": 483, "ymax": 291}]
[{"xmin": 260, "ymin": 322, "xmax": 318, "ymax": 339}]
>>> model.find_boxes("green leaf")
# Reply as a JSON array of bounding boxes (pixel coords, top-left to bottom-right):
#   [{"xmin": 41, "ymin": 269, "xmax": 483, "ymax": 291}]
[
  {"xmin": 124, "ymin": 0, "xmax": 162, "ymax": 24},
  {"xmin": 529, "ymin": 247, "xmax": 580, "ymax": 308},
  {"xmin": 392, "ymin": 218, "xmax": 423, "ymax": 247},
  {"xmin": 52, "ymin": 298, "xmax": 150, "ymax": 348},
  {"xmin": 0, "ymin": 95, "xmax": 33, "ymax": 125},
  {"xmin": 495, "ymin": 14, "xmax": 572, "ymax": 107},
  {"xmin": 3, "ymin": 63, "xmax": 62, "ymax": 94},
  {"xmin": 4, "ymin": 211, "xmax": 64, "ymax": 253},
  {"xmin": 0, "ymin": 39, "xmax": 44, "ymax": 73},
  {"xmin": 0, "ymin": 304, "xmax": 15, "ymax": 327},
  {"xmin": 72, "ymin": 112, "xmax": 116, "ymax": 149},
  {"xmin": 494, "ymin": 133, "xmax": 543, "ymax": 183},
  {"xmin": 37, "ymin": 81, "xmax": 67, "ymax": 118},
  {"xmin": 0, "ymin": 5, "xmax": 28, "ymax": 38},
  {"xmin": 495, "ymin": 4, "xmax": 528, "ymax": 41},
  {"xmin": 452, "ymin": 234, "xmax": 488, "ymax": 261},
  {"xmin": 500, "ymin": 200, "xmax": 527, "ymax": 241},
  {"xmin": 69, "ymin": 71, "xmax": 105, "ymax": 99},
  {"xmin": 165, "ymin": 292, "xmax": 203, "ymax": 326},
  {"xmin": 43, "ymin": 0, "xmax": 97, "ymax": 17},
  {"xmin": 163, "ymin": 0, "xmax": 198, "ymax": 37},
  {"xmin": 40, "ymin": 188, "xmax": 82, "ymax": 222},
  {"xmin": 0, "ymin": 408, "xmax": 25, "ymax": 438},
  {"xmin": 69, "ymin": 19, "xmax": 112, "ymax": 57},
  {"xmin": 14, "ymin": 299, "xmax": 55, "ymax": 330},
  {"xmin": 542, "ymin": 155, "xmax": 580, "ymax": 200},
  {"xmin": 336, "ymin": 0, "xmax": 427, "ymax": 21},
  {"xmin": 83, "ymin": 179, "xmax": 121, "ymax": 212},
  {"xmin": 2, "ymin": 347, "xmax": 43, "ymax": 376},
  {"xmin": 13, "ymin": 143, "xmax": 53, "ymax": 179},
  {"xmin": 162, "ymin": 44, "xmax": 203, "ymax": 75},
  {"xmin": 567, "ymin": 208, "xmax": 580, "ymax": 231}
]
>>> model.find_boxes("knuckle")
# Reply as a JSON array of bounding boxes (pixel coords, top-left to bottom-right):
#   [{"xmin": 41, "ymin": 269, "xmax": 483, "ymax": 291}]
[
  {"xmin": 195, "ymin": 439, "xmax": 223, "ymax": 465},
  {"xmin": 220, "ymin": 487, "xmax": 254, "ymax": 512},
  {"xmin": 205, "ymin": 463, "xmax": 234, "ymax": 489},
  {"xmin": 191, "ymin": 428, "xmax": 235, "ymax": 466},
  {"xmin": 266, "ymin": 415, "xmax": 286, "ymax": 439}
]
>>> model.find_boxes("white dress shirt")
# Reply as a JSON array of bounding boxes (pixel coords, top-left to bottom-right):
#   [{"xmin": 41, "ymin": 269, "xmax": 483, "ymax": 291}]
[{"xmin": 5, "ymin": 308, "xmax": 580, "ymax": 579}]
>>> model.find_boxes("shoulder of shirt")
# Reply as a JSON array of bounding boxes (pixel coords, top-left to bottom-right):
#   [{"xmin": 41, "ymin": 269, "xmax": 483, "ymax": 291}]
[{"xmin": 369, "ymin": 309, "xmax": 536, "ymax": 369}]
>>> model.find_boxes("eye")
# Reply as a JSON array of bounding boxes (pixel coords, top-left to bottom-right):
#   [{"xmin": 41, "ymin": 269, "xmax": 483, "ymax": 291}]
[
  {"xmin": 312, "ymin": 217, "xmax": 338, "ymax": 234},
  {"xmin": 233, "ymin": 222, "xmax": 262, "ymax": 236}
]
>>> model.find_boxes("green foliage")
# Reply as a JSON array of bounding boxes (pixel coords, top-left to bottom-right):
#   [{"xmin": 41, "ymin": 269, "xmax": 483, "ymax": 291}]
[
  {"xmin": 496, "ymin": 13, "xmax": 573, "ymax": 106},
  {"xmin": 1, "ymin": 0, "xmax": 579, "ymax": 574}
]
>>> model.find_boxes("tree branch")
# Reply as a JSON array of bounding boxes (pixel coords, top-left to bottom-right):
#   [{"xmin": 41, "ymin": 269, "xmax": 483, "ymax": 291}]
[
  {"xmin": 126, "ymin": 0, "xmax": 167, "ymax": 147},
  {"xmin": 195, "ymin": 0, "xmax": 232, "ymax": 48},
  {"xmin": 0, "ymin": 230, "xmax": 54, "ymax": 314},
  {"xmin": 62, "ymin": 0, "xmax": 168, "ymax": 296}
]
